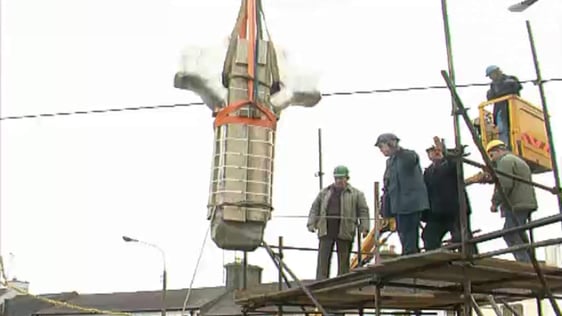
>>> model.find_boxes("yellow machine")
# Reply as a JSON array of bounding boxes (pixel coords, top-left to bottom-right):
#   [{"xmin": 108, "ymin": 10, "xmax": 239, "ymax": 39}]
[
  {"xmin": 465, "ymin": 171, "xmax": 493, "ymax": 186},
  {"xmin": 474, "ymin": 94, "xmax": 552, "ymax": 174},
  {"xmin": 349, "ymin": 217, "xmax": 396, "ymax": 269}
]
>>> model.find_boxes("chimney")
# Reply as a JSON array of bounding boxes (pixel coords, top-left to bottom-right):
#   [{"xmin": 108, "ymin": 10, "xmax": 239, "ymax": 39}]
[
  {"xmin": 7, "ymin": 278, "xmax": 29, "ymax": 294},
  {"xmin": 224, "ymin": 260, "xmax": 262, "ymax": 290},
  {"xmin": 0, "ymin": 278, "xmax": 29, "ymax": 303}
]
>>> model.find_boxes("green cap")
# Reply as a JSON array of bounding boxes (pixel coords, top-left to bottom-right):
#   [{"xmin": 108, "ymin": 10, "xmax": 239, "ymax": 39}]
[{"xmin": 333, "ymin": 165, "xmax": 350, "ymax": 178}]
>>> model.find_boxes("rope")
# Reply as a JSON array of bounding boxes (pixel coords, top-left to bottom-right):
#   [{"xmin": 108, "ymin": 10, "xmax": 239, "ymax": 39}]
[
  {"xmin": 181, "ymin": 225, "xmax": 211, "ymax": 316},
  {"xmin": 0, "ymin": 256, "xmax": 132, "ymax": 316},
  {"xmin": 1, "ymin": 78, "xmax": 560, "ymax": 122}
]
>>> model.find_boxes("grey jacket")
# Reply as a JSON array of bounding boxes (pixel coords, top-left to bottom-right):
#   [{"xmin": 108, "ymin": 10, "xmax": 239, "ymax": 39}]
[
  {"xmin": 307, "ymin": 184, "xmax": 370, "ymax": 241},
  {"xmin": 382, "ymin": 148, "xmax": 430, "ymax": 215},
  {"xmin": 492, "ymin": 152, "xmax": 538, "ymax": 213}
]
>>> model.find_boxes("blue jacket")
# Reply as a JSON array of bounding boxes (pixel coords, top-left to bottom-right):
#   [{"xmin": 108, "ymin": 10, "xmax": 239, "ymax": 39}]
[{"xmin": 381, "ymin": 148, "xmax": 429, "ymax": 216}]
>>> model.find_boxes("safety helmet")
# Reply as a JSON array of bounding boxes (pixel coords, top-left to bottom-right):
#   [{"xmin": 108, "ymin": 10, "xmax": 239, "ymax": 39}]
[
  {"xmin": 333, "ymin": 165, "xmax": 350, "ymax": 178},
  {"xmin": 375, "ymin": 133, "xmax": 400, "ymax": 147},
  {"xmin": 486, "ymin": 139, "xmax": 506, "ymax": 152},
  {"xmin": 485, "ymin": 65, "xmax": 500, "ymax": 77}
]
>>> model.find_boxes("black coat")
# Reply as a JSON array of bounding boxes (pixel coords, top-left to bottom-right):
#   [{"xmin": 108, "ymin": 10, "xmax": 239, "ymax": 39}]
[
  {"xmin": 422, "ymin": 157, "xmax": 472, "ymax": 222},
  {"xmin": 486, "ymin": 74, "xmax": 523, "ymax": 126}
]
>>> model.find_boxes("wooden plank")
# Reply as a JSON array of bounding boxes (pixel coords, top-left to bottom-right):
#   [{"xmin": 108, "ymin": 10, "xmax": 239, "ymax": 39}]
[
  {"xmin": 248, "ymin": 291, "xmax": 525, "ymax": 311},
  {"xmin": 358, "ymin": 250, "xmax": 462, "ymax": 276},
  {"xmin": 235, "ymin": 252, "xmax": 562, "ymax": 312},
  {"xmin": 476, "ymin": 279, "xmax": 562, "ymax": 291},
  {"xmin": 476, "ymin": 257, "xmax": 562, "ymax": 274},
  {"xmin": 347, "ymin": 289, "xmax": 435, "ymax": 298},
  {"xmin": 277, "ymin": 292, "xmax": 474, "ymax": 310},
  {"xmin": 407, "ymin": 264, "xmax": 515, "ymax": 284},
  {"xmin": 396, "ymin": 259, "xmax": 562, "ymax": 291},
  {"xmin": 237, "ymin": 250, "xmax": 462, "ymax": 301}
]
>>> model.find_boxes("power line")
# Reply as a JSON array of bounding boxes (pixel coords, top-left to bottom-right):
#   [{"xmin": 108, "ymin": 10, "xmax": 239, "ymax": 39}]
[
  {"xmin": 0, "ymin": 102, "xmax": 205, "ymax": 121},
  {"xmin": 1, "ymin": 78, "xmax": 560, "ymax": 122},
  {"xmin": 320, "ymin": 78, "xmax": 560, "ymax": 96}
]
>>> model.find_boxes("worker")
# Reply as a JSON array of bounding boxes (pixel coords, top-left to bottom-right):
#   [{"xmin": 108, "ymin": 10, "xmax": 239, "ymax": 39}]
[
  {"xmin": 307, "ymin": 165, "xmax": 370, "ymax": 279},
  {"xmin": 376, "ymin": 133, "xmax": 429, "ymax": 255},
  {"xmin": 485, "ymin": 65, "xmax": 523, "ymax": 148},
  {"xmin": 422, "ymin": 140, "xmax": 477, "ymax": 255},
  {"xmin": 487, "ymin": 139, "xmax": 537, "ymax": 263}
]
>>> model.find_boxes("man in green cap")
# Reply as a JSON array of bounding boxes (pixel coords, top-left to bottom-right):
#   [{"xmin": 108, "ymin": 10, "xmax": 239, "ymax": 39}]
[{"xmin": 307, "ymin": 165, "xmax": 370, "ymax": 280}]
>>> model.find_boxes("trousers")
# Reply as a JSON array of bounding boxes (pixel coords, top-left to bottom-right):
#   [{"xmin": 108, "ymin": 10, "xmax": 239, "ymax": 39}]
[
  {"xmin": 496, "ymin": 109, "xmax": 510, "ymax": 149},
  {"xmin": 316, "ymin": 236, "xmax": 352, "ymax": 280},
  {"xmin": 396, "ymin": 212, "xmax": 421, "ymax": 255},
  {"xmin": 422, "ymin": 216, "xmax": 478, "ymax": 255},
  {"xmin": 423, "ymin": 219, "xmax": 460, "ymax": 250},
  {"xmin": 504, "ymin": 210, "xmax": 532, "ymax": 263}
]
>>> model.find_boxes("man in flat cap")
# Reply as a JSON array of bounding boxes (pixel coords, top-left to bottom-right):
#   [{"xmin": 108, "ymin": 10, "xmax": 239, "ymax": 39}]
[{"xmin": 375, "ymin": 133, "xmax": 429, "ymax": 255}]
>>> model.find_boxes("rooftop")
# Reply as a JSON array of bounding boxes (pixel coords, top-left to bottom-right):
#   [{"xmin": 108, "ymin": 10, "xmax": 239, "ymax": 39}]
[{"xmin": 36, "ymin": 286, "xmax": 228, "ymax": 314}]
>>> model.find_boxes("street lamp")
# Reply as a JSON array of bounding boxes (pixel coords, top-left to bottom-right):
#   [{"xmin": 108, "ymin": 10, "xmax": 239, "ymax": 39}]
[
  {"xmin": 122, "ymin": 236, "xmax": 167, "ymax": 316},
  {"xmin": 508, "ymin": 0, "xmax": 539, "ymax": 12}
]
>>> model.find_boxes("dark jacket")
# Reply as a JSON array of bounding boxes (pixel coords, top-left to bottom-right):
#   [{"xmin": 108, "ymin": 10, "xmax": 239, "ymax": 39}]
[
  {"xmin": 492, "ymin": 152, "xmax": 538, "ymax": 213},
  {"xmin": 486, "ymin": 74, "xmax": 522, "ymax": 126},
  {"xmin": 381, "ymin": 148, "xmax": 429, "ymax": 216},
  {"xmin": 423, "ymin": 157, "xmax": 472, "ymax": 222}
]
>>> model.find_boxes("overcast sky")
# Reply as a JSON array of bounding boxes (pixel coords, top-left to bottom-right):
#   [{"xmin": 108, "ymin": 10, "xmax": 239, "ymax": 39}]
[{"xmin": 1, "ymin": 0, "xmax": 562, "ymax": 296}]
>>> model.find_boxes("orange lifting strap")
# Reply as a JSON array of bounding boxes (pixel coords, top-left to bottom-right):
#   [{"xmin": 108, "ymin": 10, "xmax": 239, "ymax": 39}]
[
  {"xmin": 214, "ymin": 0, "xmax": 277, "ymax": 130},
  {"xmin": 214, "ymin": 100, "xmax": 277, "ymax": 129}
]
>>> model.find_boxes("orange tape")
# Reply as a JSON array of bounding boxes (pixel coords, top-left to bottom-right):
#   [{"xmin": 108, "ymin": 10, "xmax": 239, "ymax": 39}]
[
  {"xmin": 217, "ymin": 1, "xmax": 273, "ymax": 129},
  {"xmin": 214, "ymin": 100, "xmax": 277, "ymax": 130}
]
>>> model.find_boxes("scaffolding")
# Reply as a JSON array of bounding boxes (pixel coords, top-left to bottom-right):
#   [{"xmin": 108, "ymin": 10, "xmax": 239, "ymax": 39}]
[{"xmin": 228, "ymin": 8, "xmax": 562, "ymax": 316}]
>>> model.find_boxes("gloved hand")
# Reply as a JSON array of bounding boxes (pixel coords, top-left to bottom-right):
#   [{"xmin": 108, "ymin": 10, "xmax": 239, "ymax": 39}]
[{"xmin": 307, "ymin": 225, "xmax": 316, "ymax": 233}]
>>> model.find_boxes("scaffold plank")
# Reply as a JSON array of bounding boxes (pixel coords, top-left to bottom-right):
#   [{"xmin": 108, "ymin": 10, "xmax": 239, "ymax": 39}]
[{"xmin": 234, "ymin": 250, "xmax": 562, "ymax": 311}]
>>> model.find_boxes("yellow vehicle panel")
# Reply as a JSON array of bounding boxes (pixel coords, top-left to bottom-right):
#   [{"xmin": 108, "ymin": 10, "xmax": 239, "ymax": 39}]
[{"xmin": 477, "ymin": 95, "xmax": 552, "ymax": 174}]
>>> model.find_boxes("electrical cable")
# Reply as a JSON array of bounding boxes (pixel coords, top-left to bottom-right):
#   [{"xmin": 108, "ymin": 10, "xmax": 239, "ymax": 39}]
[
  {"xmin": 0, "ymin": 102, "xmax": 204, "ymax": 121},
  {"xmin": 1, "ymin": 78, "xmax": 560, "ymax": 122}
]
